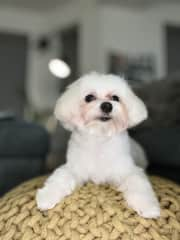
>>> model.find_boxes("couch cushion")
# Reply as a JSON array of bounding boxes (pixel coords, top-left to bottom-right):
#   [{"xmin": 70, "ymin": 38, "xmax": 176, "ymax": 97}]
[
  {"xmin": 0, "ymin": 157, "xmax": 44, "ymax": 195},
  {"xmin": 0, "ymin": 119, "xmax": 49, "ymax": 158},
  {"xmin": 130, "ymin": 127, "xmax": 180, "ymax": 168}
]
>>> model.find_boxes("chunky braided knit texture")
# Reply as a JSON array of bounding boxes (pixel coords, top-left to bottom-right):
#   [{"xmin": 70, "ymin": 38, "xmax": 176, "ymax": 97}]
[{"xmin": 0, "ymin": 176, "xmax": 180, "ymax": 240}]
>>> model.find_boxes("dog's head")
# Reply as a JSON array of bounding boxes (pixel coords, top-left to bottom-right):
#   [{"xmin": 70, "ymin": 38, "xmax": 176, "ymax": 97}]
[{"xmin": 54, "ymin": 72, "xmax": 147, "ymax": 136}]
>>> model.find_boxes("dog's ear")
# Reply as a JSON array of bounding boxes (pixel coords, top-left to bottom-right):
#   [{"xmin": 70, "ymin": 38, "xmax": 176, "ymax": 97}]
[
  {"xmin": 120, "ymin": 84, "xmax": 148, "ymax": 128},
  {"xmin": 54, "ymin": 80, "xmax": 82, "ymax": 131}
]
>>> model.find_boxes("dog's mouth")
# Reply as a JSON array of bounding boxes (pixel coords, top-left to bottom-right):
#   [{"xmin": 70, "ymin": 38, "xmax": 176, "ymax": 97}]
[{"xmin": 98, "ymin": 116, "xmax": 112, "ymax": 122}]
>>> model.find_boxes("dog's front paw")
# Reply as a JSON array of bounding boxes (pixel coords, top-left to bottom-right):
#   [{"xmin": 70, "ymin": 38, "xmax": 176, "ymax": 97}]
[
  {"xmin": 126, "ymin": 194, "xmax": 160, "ymax": 219},
  {"xmin": 36, "ymin": 187, "xmax": 62, "ymax": 211},
  {"xmin": 138, "ymin": 205, "xmax": 160, "ymax": 219}
]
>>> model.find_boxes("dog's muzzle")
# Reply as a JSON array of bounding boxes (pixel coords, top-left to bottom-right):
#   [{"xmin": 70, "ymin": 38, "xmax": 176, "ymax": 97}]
[{"xmin": 98, "ymin": 102, "xmax": 113, "ymax": 122}]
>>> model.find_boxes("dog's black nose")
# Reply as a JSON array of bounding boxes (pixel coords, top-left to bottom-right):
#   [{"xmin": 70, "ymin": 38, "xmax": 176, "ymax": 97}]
[{"xmin": 100, "ymin": 102, "xmax": 113, "ymax": 113}]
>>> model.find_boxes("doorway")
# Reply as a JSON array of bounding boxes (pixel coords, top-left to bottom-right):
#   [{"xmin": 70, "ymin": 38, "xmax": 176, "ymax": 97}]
[
  {"xmin": 0, "ymin": 32, "xmax": 28, "ymax": 116},
  {"xmin": 166, "ymin": 25, "xmax": 180, "ymax": 76},
  {"xmin": 59, "ymin": 25, "xmax": 79, "ymax": 91}
]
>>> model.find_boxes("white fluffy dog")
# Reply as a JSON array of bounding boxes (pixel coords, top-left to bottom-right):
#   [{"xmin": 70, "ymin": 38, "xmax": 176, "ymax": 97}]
[{"xmin": 36, "ymin": 72, "xmax": 160, "ymax": 218}]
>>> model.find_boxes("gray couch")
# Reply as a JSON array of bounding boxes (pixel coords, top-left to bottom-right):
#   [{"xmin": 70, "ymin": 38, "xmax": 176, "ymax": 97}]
[
  {"xmin": 0, "ymin": 117, "xmax": 49, "ymax": 195},
  {"xmin": 131, "ymin": 76, "xmax": 180, "ymax": 183},
  {"xmin": 130, "ymin": 127, "xmax": 180, "ymax": 183}
]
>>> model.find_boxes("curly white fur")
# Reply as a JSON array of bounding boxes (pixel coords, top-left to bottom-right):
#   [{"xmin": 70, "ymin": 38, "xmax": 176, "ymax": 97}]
[{"xmin": 36, "ymin": 72, "xmax": 160, "ymax": 218}]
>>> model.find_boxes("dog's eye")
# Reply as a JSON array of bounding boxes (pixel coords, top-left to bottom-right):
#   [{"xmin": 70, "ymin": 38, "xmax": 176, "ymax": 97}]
[
  {"xmin": 85, "ymin": 94, "xmax": 96, "ymax": 103},
  {"xmin": 111, "ymin": 95, "xmax": 119, "ymax": 102}
]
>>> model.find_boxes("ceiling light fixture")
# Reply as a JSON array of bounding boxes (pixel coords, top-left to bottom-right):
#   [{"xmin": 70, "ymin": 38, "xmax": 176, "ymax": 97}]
[{"xmin": 49, "ymin": 59, "xmax": 71, "ymax": 78}]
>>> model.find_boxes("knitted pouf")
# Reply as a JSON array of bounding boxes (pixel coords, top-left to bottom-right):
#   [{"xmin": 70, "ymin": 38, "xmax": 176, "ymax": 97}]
[{"xmin": 0, "ymin": 176, "xmax": 180, "ymax": 240}]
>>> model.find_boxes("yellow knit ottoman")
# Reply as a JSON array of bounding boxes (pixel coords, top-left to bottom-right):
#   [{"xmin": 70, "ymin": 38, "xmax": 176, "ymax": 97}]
[{"xmin": 0, "ymin": 176, "xmax": 180, "ymax": 240}]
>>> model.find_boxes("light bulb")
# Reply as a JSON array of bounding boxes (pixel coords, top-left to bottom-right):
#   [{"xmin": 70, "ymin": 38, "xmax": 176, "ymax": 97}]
[{"xmin": 49, "ymin": 59, "xmax": 71, "ymax": 78}]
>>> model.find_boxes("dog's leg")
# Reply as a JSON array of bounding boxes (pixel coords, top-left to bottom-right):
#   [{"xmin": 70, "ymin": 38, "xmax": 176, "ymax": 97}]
[
  {"xmin": 36, "ymin": 165, "xmax": 77, "ymax": 210},
  {"xmin": 119, "ymin": 167, "xmax": 160, "ymax": 218},
  {"xmin": 130, "ymin": 138, "xmax": 148, "ymax": 169}
]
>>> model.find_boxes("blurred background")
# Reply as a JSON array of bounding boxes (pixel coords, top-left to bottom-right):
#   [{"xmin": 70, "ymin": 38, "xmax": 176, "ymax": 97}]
[{"xmin": 0, "ymin": 0, "xmax": 180, "ymax": 195}]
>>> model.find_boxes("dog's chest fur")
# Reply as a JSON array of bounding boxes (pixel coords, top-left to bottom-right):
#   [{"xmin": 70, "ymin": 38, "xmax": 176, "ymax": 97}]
[{"xmin": 66, "ymin": 130, "xmax": 133, "ymax": 184}]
